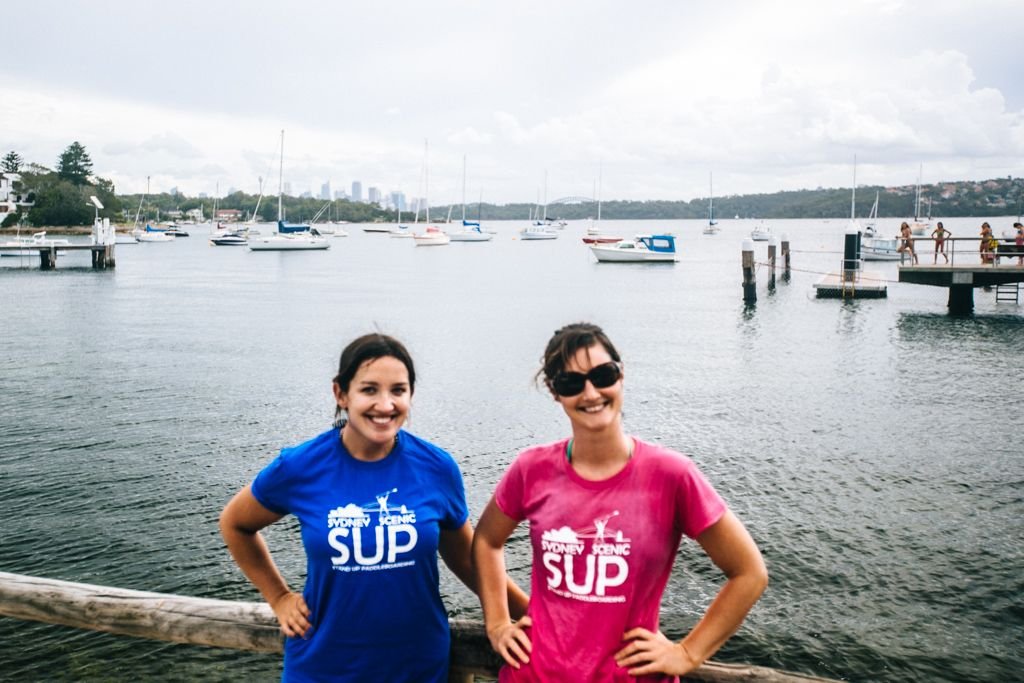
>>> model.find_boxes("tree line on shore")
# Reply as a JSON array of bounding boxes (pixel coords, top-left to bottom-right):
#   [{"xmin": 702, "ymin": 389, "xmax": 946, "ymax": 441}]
[{"xmin": 3, "ymin": 144, "xmax": 1022, "ymax": 228}]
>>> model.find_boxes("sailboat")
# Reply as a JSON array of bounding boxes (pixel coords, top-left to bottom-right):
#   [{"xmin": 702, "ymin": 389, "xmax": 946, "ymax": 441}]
[
  {"xmin": 450, "ymin": 155, "xmax": 493, "ymax": 242},
  {"xmin": 702, "ymin": 172, "xmax": 720, "ymax": 235},
  {"xmin": 249, "ymin": 130, "xmax": 330, "ymax": 251},
  {"xmin": 412, "ymin": 140, "xmax": 450, "ymax": 247},
  {"xmin": 863, "ymin": 190, "xmax": 879, "ymax": 236},
  {"xmin": 859, "ymin": 161, "xmax": 900, "ymax": 261},
  {"xmin": 582, "ymin": 163, "xmax": 621, "ymax": 244},
  {"xmin": 134, "ymin": 177, "xmax": 174, "ymax": 243},
  {"xmin": 909, "ymin": 164, "xmax": 930, "ymax": 236}
]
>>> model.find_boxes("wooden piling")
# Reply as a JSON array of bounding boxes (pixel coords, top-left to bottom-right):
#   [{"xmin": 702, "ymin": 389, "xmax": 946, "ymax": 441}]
[
  {"xmin": 781, "ymin": 234, "xmax": 791, "ymax": 280},
  {"xmin": 742, "ymin": 239, "xmax": 756, "ymax": 303},
  {"xmin": 39, "ymin": 247, "xmax": 56, "ymax": 270},
  {"xmin": 0, "ymin": 571, "xmax": 837, "ymax": 682}
]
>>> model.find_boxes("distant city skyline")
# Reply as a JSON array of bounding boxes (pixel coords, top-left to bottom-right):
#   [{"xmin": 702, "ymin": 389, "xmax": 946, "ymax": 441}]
[{"xmin": 1, "ymin": 1, "xmax": 1021, "ymax": 204}]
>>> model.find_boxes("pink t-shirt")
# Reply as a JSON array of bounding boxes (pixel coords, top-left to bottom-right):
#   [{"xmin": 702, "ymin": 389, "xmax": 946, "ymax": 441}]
[{"xmin": 494, "ymin": 437, "xmax": 726, "ymax": 683}]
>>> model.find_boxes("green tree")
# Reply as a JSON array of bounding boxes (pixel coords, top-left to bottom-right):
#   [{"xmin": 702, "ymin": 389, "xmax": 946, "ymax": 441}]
[
  {"xmin": 2, "ymin": 150, "xmax": 22, "ymax": 173},
  {"xmin": 57, "ymin": 141, "xmax": 93, "ymax": 185}
]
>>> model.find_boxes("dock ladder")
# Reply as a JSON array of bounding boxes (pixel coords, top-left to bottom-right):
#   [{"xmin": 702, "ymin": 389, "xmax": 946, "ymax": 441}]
[{"xmin": 995, "ymin": 283, "xmax": 1020, "ymax": 304}]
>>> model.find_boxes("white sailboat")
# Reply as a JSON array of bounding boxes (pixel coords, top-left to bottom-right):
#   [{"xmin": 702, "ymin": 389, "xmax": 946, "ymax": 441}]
[
  {"xmin": 249, "ymin": 130, "xmax": 330, "ymax": 251},
  {"xmin": 412, "ymin": 140, "xmax": 449, "ymax": 247},
  {"xmin": 450, "ymin": 155, "xmax": 493, "ymax": 242},
  {"xmin": 863, "ymin": 190, "xmax": 879, "ymax": 236},
  {"xmin": 702, "ymin": 171, "xmax": 720, "ymax": 235}
]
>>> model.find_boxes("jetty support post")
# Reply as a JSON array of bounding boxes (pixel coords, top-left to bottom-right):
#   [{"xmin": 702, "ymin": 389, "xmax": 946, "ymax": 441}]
[
  {"xmin": 91, "ymin": 216, "xmax": 116, "ymax": 269},
  {"xmin": 767, "ymin": 236, "xmax": 778, "ymax": 291},
  {"xmin": 948, "ymin": 272, "xmax": 974, "ymax": 315},
  {"xmin": 742, "ymin": 239, "xmax": 756, "ymax": 304},
  {"xmin": 781, "ymin": 233, "xmax": 791, "ymax": 281},
  {"xmin": 91, "ymin": 245, "xmax": 115, "ymax": 269},
  {"xmin": 39, "ymin": 247, "xmax": 56, "ymax": 270}
]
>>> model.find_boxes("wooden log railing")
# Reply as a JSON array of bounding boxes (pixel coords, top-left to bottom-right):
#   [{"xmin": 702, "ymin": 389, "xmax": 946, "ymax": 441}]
[{"xmin": 0, "ymin": 572, "xmax": 835, "ymax": 682}]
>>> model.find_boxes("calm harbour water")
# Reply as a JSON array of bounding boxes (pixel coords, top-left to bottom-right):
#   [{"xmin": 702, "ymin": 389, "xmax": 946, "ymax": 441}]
[{"xmin": 1, "ymin": 217, "xmax": 1022, "ymax": 682}]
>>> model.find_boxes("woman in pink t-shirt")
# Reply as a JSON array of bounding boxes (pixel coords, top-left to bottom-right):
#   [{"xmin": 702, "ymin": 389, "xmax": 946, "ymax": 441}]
[{"xmin": 473, "ymin": 323, "xmax": 767, "ymax": 682}]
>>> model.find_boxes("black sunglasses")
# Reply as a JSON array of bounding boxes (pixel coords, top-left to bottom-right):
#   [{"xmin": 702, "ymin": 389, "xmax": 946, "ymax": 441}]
[{"xmin": 552, "ymin": 362, "xmax": 622, "ymax": 397}]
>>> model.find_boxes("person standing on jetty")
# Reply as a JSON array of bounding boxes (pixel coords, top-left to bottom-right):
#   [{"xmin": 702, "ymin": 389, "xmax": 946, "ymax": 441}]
[
  {"xmin": 980, "ymin": 222, "xmax": 995, "ymax": 264},
  {"xmin": 220, "ymin": 333, "xmax": 528, "ymax": 682},
  {"xmin": 473, "ymin": 323, "xmax": 767, "ymax": 682},
  {"xmin": 931, "ymin": 221, "xmax": 951, "ymax": 264},
  {"xmin": 898, "ymin": 221, "xmax": 918, "ymax": 264}
]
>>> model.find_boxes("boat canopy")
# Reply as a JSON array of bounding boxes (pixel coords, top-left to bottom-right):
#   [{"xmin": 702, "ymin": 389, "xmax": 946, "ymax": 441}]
[
  {"xmin": 278, "ymin": 220, "xmax": 311, "ymax": 234},
  {"xmin": 639, "ymin": 235, "xmax": 676, "ymax": 253}
]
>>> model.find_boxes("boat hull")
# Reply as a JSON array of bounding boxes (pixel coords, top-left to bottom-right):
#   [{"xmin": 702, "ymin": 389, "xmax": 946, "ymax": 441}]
[
  {"xmin": 590, "ymin": 248, "xmax": 676, "ymax": 262},
  {"xmin": 248, "ymin": 236, "xmax": 330, "ymax": 251},
  {"xmin": 449, "ymin": 232, "xmax": 492, "ymax": 242}
]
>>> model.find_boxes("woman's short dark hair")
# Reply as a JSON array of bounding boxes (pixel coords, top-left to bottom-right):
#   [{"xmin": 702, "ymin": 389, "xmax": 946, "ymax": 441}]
[
  {"xmin": 334, "ymin": 334, "xmax": 416, "ymax": 418},
  {"xmin": 537, "ymin": 322, "xmax": 621, "ymax": 395}
]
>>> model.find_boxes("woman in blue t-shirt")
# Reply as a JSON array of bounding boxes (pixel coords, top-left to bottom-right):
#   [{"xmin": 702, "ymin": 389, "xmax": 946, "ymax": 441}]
[{"xmin": 220, "ymin": 333, "xmax": 527, "ymax": 682}]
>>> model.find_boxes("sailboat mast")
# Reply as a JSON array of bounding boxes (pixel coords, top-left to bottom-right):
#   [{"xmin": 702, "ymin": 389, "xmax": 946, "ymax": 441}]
[
  {"xmin": 598, "ymin": 162, "xmax": 603, "ymax": 222},
  {"xmin": 709, "ymin": 171, "xmax": 714, "ymax": 224},
  {"xmin": 461, "ymin": 154, "xmax": 467, "ymax": 222},
  {"xmin": 278, "ymin": 130, "xmax": 284, "ymax": 222},
  {"xmin": 850, "ymin": 155, "xmax": 857, "ymax": 220},
  {"xmin": 543, "ymin": 170, "xmax": 548, "ymax": 221},
  {"xmin": 424, "ymin": 139, "xmax": 430, "ymax": 223}
]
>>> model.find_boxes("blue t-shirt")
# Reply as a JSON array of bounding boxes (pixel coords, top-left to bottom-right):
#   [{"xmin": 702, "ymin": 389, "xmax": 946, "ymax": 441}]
[{"xmin": 251, "ymin": 427, "xmax": 469, "ymax": 682}]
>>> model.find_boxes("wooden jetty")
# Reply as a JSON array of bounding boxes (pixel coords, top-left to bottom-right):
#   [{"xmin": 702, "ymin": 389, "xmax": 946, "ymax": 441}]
[
  {"xmin": 0, "ymin": 242, "xmax": 115, "ymax": 269},
  {"xmin": 0, "ymin": 571, "xmax": 837, "ymax": 682},
  {"xmin": 898, "ymin": 237, "xmax": 1024, "ymax": 313},
  {"xmin": 0, "ymin": 212, "xmax": 117, "ymax": 270}
]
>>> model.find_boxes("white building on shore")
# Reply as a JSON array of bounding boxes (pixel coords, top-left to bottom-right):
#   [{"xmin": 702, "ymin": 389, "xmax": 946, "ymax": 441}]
[{"xmin": 0, "ymin": 172, "xmax": 33, "ymax": 225}]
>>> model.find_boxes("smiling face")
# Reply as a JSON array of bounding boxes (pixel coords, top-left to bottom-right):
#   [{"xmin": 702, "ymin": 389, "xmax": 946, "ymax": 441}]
[
  {"xmin": 556, "ymin": 343, "xmax": 624, "ymax": 435},
  {"xmin": 334, "ymin": 355, "xmax": 411, "ymax": 460}
]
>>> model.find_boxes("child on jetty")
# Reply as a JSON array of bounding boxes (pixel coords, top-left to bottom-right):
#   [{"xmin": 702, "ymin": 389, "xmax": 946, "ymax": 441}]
[
  {"xmin": 473, "ymin": 323, "xmax": 767, "ymax": 682},
  {"xmin": 221, "ymin": 333, "xmax": 526, "ymax": 682}
]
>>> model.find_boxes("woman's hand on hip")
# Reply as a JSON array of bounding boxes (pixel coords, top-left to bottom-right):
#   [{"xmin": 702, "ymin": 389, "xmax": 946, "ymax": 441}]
[
  {"xmin": 269, "ymin": 591, "xmax": 312, "ymax": 639},
  {"xmin": 487, "ymin": 615, "xmax": 533, "ymax": 669},
  {"xmin": 615, "ymin": 627, "xmax": 699, "ymax": 677}
]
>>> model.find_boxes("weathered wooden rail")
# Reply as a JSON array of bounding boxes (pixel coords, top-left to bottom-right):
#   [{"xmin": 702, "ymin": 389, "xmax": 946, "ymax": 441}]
[{"xmin": 0, "ymin": 572, "xmax": 835, "ymax": 682}]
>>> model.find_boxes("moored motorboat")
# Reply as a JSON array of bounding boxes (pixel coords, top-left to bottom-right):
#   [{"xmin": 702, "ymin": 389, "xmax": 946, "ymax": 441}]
[
  {"xmin": 589, "ymin": 234, "xmax": 678, "ymax": 263},
  {"xmin": 520, "ymin": 225, "xmax": 558, "ymax": 240},
  {"xmin": 413, "ymin": 225, "xmax": 450, "ymax": 246},
  {"xmin": 860, "ymin": 234, "xmax": 903, "ymax": 261},
  {"xmin": 750, "ymin": 222, "xmax": 772, "ymax": 241},
  {"xmin": 210, "ymin": 231, "xmax": 249, "ymax": 246},
  {"xmin": 0, "ymin": 231, "xmax": 72, "ymax": 256}
]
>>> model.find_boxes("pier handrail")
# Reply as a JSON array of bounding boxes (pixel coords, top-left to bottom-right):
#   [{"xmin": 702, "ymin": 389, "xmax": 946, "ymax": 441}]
[{"xmin": 0, "ymin": 571, "xmax": 835, "ymax": 682}]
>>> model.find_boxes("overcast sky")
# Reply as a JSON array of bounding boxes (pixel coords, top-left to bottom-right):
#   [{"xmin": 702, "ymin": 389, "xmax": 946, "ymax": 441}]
[{"xmin": 2, "ymin": 0, "xmax": 1021, "ymax": 204}]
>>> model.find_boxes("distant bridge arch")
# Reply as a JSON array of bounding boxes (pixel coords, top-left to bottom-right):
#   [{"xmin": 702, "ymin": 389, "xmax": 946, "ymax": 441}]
[{"xmin": 549, "ymin": 195, "xmax": 596, "ymax": 205}]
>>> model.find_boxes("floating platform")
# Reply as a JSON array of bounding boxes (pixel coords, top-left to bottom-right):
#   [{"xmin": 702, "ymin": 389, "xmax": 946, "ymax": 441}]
[{"xmin": 813, "ymin": 271, "xmax": 887, "ymax": 298}]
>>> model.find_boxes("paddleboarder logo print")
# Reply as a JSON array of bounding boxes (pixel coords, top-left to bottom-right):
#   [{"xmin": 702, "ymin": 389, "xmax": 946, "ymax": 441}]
[
  {"xmin": 540, "ymin": 510, "xmax": 631, "ymax": 602},
  {"xmin": 326, "ymin": 487, "xmax": 419, "ymax": 572}
]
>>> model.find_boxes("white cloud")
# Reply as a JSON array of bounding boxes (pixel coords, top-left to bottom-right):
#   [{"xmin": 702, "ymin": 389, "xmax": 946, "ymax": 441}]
[{"xmin": 1, "ymin": 1, "xmax": 1021, "ymax": 202}]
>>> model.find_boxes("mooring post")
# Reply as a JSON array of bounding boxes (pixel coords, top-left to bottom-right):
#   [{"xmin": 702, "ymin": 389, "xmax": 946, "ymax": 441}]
[
  {"xmin": 742, "ymin": 239, "xmax": 756, "ymax": 303},
  {"xmin": 39, "ymin": 247, "xmax": 56, "ymax": 270},
  {"xmin": 843, "ymin": 228, "xmax": 861, "ymax": 283},
  {"xmin": 767, "ymin": 236, "xmax": 777, "ymax": 290},
  {"xmin": 781, "ymin": 233, "xmax": 790, "ymax": 281}
]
